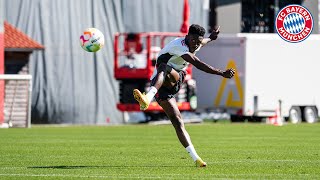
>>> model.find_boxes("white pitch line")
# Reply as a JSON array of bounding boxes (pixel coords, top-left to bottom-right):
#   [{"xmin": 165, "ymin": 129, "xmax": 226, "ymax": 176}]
[
  {"xmin": 0, "ymin": 167, "xmax": 26, "ymax": 169},
  {"xmin": 208, "ymin": 159, "xmax": 320, "ymax": 163},
  {"xmin": 0, "ymin": 173, "xmax": 318, "ymax": 179},
  {"xmin": 0, "ymin": 174, "xmax": 163, "ymax": 179},
  {"xmin": 0, "ymin": 159, "xmax": 319, "ymax": 170}
]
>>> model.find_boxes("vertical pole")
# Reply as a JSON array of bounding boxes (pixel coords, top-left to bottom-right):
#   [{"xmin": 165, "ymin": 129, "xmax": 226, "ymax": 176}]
[
  {"xmin": 253, "ymin": 95, "xmax": 258, "ymax": 115},
  {"xmin": 274, "ymin": 0, "xmax": 279, "ymax": 33},
  {"xmin": 146, "ymin": 35, "xmax": 151, "ymax": 77},
  {"xmin": 27, "ymin": 77, "xmax": 32, "ymax": 128},
  {"xmin": 278, "ymin": 99, "xmax": 282, "ymax": 118},
  {"xmin": 113, "ymin": 33, "xmax": 119, "ymax": 74},
  {"xmin": 0, "ymin": 2, "xmax": 5, "ymax": 124}
]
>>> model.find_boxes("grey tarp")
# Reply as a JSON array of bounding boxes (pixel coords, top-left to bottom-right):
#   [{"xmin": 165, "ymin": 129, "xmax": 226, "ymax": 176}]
[
  {"xmin": 123, "ymin": 0, "xmax": 209, "ymax": 32},
  {"xmin": 2, "ymin": 0, "xmax": 208, "ymax": 124}
]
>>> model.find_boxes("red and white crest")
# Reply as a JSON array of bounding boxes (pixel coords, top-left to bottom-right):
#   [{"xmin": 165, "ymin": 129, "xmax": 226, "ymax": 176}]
[{"xmin": 275, "ymin": 4, "xmax": 313, "ymax": 43}]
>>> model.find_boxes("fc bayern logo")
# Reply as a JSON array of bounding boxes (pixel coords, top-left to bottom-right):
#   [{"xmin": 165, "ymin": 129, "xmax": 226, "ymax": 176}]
[{"xmin": 275, "ymin": 4, "xmax": 313, "ymax": 43}]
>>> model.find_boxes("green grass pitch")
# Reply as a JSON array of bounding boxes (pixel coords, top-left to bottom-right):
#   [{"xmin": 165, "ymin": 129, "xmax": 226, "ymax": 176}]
[{"xmin": 0, "ymin": 123, "xmax": 319, "ymax": 179}]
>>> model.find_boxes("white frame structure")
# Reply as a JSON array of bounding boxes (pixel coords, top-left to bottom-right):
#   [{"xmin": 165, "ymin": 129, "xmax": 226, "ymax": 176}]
[{"xmin": 0, "ymin": 74, "xmax": 32, "ymax": 128}]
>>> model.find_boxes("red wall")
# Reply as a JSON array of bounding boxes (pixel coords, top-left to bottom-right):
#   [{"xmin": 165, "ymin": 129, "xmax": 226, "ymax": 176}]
[{"xmin": 0, "ymin": 32, "xmax": 4, "ymax": 124}]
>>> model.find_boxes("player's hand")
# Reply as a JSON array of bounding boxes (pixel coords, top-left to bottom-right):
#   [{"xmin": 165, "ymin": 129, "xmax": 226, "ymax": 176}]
[
  {"xmin": 209, "ymin": 26, "xmax": 220, "ymax": 40},
  {"xmin": 222, "ymin": 68, "xmax": 235, "ymax": 78}
]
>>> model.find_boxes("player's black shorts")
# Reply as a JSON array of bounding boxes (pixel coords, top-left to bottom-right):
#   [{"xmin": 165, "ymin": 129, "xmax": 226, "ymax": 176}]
[{"xmin": 153, "ymin": 69, "xmax": 186, "ymax": 103}]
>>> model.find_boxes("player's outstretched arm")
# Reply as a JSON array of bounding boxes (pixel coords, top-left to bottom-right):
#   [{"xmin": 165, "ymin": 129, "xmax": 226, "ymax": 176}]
[
  {"xmin": 201, "ymin": 26, "xmax": 220, "ymax": 46},
  {"xmin": 181, "ymin": 53, "xmax": 235, "ymax": 78}
]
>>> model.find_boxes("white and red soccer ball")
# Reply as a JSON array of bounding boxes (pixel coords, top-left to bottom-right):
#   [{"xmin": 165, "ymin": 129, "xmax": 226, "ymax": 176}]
[
  {"xmin": 80, "ymin": 28, "xmax": 105, "ymax": 52},
  {"xmin": 275, "ymin": 4, "xmax": 313, "ymax": 43}
]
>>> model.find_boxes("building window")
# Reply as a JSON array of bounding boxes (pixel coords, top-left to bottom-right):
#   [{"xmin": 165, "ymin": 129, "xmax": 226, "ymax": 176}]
[{"xmin": 241, "ymin": 0, "xmax": 302, "ymax": 33}]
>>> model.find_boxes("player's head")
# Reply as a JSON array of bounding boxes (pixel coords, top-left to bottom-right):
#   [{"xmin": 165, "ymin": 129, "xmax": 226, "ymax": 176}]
[
  {"xmin": 186, "ymin": 24, "xmax": 205, "ymax": 52},
  {"xmin": 188, "ymin": 24, "xmax": 205, "ymax": 37}
]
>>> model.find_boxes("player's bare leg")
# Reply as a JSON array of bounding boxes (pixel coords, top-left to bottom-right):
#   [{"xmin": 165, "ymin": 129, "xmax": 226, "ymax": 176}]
[
  {"xmin": 159, "ymin": 98, "xmax": 191, "ymax": 147},
  {"xmin": 133, "ymin": 64, "xmax": 179, "ymax": 110},
  {"xmin": 159, "ymin": 98, "xmax": 207, "ymax": 167}
]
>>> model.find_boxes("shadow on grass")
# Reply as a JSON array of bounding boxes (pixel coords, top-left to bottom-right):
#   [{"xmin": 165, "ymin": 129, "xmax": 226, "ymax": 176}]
[{"xmin": 28, "ymin": 165, "xmax": 193, "ymax": 169}]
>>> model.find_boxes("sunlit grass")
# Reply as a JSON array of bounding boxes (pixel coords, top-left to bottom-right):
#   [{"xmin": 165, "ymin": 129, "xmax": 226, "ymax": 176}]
[{"xmin": 0, "ymin": 123, "xmax": 319, "ymax": 179}]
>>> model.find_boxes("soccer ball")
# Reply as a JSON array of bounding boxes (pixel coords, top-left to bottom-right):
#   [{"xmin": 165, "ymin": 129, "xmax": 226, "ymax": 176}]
[{"xmin": 79, "ymin": 28, "xmax": 105, "ymax": 52}]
